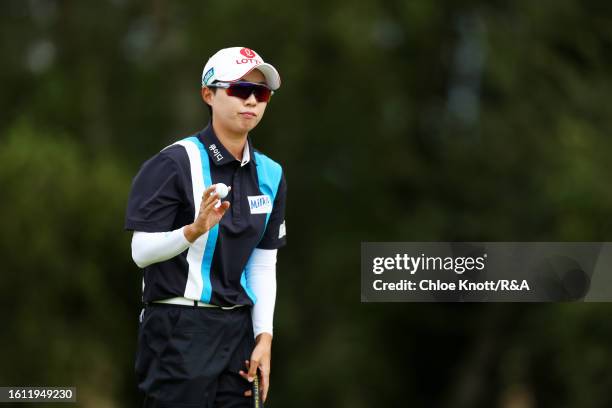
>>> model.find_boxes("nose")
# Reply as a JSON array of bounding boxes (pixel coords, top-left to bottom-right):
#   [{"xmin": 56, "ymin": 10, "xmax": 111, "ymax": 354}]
[{"xmin": 244, "ymin": 92, "xmax": 258, "ymax": 106}]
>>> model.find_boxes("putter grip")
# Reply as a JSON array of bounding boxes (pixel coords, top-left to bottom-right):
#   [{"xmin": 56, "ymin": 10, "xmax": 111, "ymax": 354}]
[{"xmin": 252, "ymin": 374, "xmax": 262, "ymax": 408}]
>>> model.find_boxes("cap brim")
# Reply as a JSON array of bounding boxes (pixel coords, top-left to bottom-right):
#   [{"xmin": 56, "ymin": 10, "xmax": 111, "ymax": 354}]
[{"xmin": 252, "ymin": 63, "xmax": 281, "ymax": 90}]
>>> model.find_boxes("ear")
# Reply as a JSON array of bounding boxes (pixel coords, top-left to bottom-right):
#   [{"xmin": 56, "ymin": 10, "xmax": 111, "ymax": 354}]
[{"xmin": 201, "ymin": 87, "xmax": 213, "ymax": 106}]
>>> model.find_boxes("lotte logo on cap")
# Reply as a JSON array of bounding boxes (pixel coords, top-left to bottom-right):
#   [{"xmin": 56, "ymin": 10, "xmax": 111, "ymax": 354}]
[
  {"xmin": 240, "ymin": 48, "xmax": 256, "ymax": 58},
  {"xmin": 235, "ymin": 47, "xmax": 262, "ymax": 66}
]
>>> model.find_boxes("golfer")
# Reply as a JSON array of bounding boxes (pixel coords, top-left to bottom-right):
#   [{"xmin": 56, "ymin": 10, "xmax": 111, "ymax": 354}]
[{"xmin": 125, "ymin": 47, "xmax": 286, "ymax": 407}]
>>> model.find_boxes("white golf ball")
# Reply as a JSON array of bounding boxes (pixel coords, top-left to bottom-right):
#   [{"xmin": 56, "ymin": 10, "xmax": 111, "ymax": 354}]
[{"xmin": 215, "ymin": 183, "xmax": 229, "ymax": 199}]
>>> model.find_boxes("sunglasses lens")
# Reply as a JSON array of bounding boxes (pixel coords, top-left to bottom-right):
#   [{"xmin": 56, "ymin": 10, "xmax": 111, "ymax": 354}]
[
  {"xmin": 225, "ymin": 85, "xmax": 252, "ymax": 100},
  {"xmin": 254, "ymin": 87, "xmax": 272, "ymax": 102},
  {"xmin": 226, "ymin": 83, "xmax": 272, "ymax": 103}
]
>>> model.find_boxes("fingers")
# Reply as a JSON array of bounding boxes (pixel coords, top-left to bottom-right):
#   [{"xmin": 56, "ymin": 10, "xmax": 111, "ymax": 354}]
[
  {"xmin": 240, "ymin": 361, "xmax": 253, "ymax": 397},
  {"xmin": 202, "ymin": 185, "xmax": 216, "ymax": 201},
  {"xmin": 240, "ymin": 358, "xmax": 258, "ymax": 382},
  {"xmin": 261, "ymin": 369, "xmax": 270, "ymax": 402},
  {"xmin": 248, "ymin": 358, "xmax": 259, "ymax": 382},
  {"xmin": 202, "ymin": 184, "xmax": 231, "ymax": 200},
  {"xmin": 257, "ymin": 358, "xmax": 270, "ymax": 402},
  {"xmin": 204, "ymin": 190, "xmax": 219, "ymax": 208},
  {"xmin": 241, "ymin": 360, "xmax": 269, "ymax": 402},
  {"xmin": 203, "ymin": 184, "xmax": 224, "ymax": 207},
  {"xmin": 201, "ymin": 185, "xmax": 232, "ymax": 211},
  {"xmin": 211, "ymin": 199, "xmax": 231, "ymax": 214},
  {"xmin": 239, "ymin": 361, "xmax": 250, "ymax": 381},
  {"xmin": 202, "ymin": 184, "xmax": 232, "ymax": 200}
]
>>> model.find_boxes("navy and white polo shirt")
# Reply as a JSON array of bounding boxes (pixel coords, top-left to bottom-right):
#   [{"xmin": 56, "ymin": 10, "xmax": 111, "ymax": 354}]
[{"xmin": 125, "ymin": 123, "xmax": 287, "ymax": 307}]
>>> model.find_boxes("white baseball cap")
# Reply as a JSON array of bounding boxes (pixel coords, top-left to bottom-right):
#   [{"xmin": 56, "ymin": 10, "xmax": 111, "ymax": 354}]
[{"xmin": 202, "ymin": 47, "xmax": 281, "ymax": 90}]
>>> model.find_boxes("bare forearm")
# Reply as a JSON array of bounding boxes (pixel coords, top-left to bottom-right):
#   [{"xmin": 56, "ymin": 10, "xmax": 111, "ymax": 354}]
[
  {"xmin": 256, "ymin": 332, "xmax": 273, "ymax": 347},
  {"xmin": 183, "ymin": 223, "xmax": 206, "ymax": 243}
]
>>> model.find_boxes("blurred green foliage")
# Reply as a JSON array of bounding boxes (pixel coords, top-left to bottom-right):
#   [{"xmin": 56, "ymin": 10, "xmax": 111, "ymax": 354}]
[{"xmin": 2, "ymin": 0, "xmax": 612, "ymax": 407}]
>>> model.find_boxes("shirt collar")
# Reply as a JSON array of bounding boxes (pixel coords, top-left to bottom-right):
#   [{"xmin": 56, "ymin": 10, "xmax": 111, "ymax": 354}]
[
  {"xmin": 241, "ymin": 141, "xmax": 251, "ymax": 167},
  {"xmin": 198, "ymin": 123, "xmax": 256, "ymax": 167}
]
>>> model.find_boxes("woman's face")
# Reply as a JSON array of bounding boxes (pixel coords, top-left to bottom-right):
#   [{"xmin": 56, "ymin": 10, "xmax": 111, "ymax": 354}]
[{"xmin": 203, "ymin": 69, "xmax": 269, "ymax": 135}]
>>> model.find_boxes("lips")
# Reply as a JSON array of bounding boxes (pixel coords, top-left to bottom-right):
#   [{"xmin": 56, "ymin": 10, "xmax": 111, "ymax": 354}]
[{"xmin": 240, "ymin": 112, "xmax": 257, "ymax": 118}]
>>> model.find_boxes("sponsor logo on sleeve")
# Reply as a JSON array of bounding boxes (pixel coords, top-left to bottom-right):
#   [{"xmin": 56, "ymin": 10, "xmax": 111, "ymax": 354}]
[{"xmin": 279, "ymin": 220, "xmax": 286, "ymax": 239}]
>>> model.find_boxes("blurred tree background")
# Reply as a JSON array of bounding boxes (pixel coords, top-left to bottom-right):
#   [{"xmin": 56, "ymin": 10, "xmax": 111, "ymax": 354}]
[{"xmin": 1, "ymin": 0, "xmax": 612, "ymax": 407}]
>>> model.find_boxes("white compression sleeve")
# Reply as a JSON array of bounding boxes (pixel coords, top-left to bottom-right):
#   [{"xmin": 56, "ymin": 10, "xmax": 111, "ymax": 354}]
[
  {"xmin": 245, "ymin": 248, "xmax": 277, "ymax": 338},
  {"xmin": 131, "ymin": 228, "xmax": 190, "ymax": 269}
]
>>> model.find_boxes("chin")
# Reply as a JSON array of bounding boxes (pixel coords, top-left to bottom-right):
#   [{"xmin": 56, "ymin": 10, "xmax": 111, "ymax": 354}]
[
  {"xmin": 240, "ymin": 121, "xmax": 258, "ymax": 132},
  {"xmin": 229, "ymin": 124, "xmax": 251, "ymax": 135}
]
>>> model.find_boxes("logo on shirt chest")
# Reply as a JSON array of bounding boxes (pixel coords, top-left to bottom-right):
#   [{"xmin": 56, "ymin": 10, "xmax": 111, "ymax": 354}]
[{"xmin": 248, "ymin": 195, "xmax": 273, "ymax": 214}]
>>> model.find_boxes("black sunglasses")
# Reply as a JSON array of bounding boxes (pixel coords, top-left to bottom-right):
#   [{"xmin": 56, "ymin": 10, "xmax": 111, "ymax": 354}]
[{"xmin": 207, "ymin": 81, "xmax": 273, "ymax": 103}]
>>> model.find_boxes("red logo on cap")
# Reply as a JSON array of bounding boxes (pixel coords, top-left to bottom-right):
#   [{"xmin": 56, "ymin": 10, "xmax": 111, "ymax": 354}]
[{"xmin": 240, "ymin": 48, "xmax": 256, "ymax": 58}]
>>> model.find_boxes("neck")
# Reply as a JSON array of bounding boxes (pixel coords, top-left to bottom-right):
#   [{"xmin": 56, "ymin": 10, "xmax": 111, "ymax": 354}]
[{"xmin": 211, "ymin": 120, "xmax": 247, "ymax": 161}]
